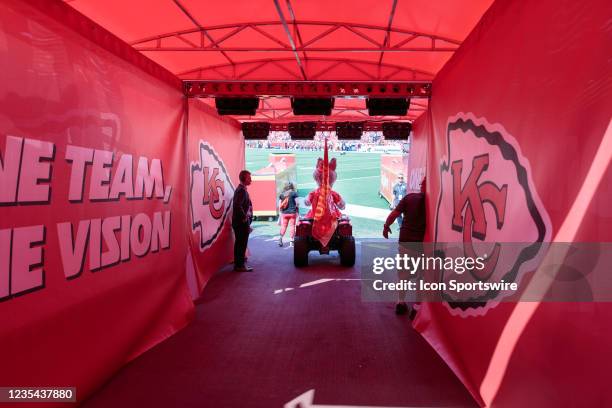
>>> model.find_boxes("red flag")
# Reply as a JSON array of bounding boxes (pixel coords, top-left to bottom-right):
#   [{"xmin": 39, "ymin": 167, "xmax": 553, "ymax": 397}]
[{"xmin": 312, "ymin": 139, "xmax": 338, "ymax": 246}]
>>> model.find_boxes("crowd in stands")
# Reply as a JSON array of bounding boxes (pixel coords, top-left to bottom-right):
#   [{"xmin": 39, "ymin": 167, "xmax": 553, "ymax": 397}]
[{"xmin": 246, "ymin": 131, "xmax": 409, "ymax": 153}]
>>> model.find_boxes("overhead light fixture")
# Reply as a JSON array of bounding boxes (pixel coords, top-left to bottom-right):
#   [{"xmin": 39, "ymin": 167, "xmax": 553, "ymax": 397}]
[
  {"xmin": 241, "ymin": 122, "xmax": 270, "ymax": 140},
  {"xmin": 291, "ymin": 98, "xmax": 334, "ymax": 116},
  {"xmin": 382, "ymin": 122, "xmax": 412, "ymax": 140},
  {"xmin": 366, "ymin": 98, "xmax": 410, "ymax": 116},
  {"xmin": 288, "ymin": 122, "xmax": 317, "ymax": 139},
  {"xmin": 335, "ymin": 122, "xmax": 364, "ymax": 140},
  {"xmin": 215, "ymin": 97, "xmax": 259, "ymax": 115}
]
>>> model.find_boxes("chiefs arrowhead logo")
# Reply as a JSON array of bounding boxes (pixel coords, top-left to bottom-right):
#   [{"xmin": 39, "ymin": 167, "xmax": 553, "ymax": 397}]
[
  {"xmin": 435, "ymin": 113, "xmax": 552, "ymax": 316},
  {"xmin": 190, "ymin": 141, "xmax": 235, "ymax": 251}
]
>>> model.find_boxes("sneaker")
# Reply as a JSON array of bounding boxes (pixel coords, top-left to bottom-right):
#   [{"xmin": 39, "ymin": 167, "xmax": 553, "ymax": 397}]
[
  {"xmin": 234, "ymin": 265, "xmax": 254, "ymax": 272},
  {"xmin": 395, "ymin": 302, "xmax": 408, "ymax": 315},
  {"xmin": 278, "ymin": 237, "xmax": 283, "ymax": 247}
]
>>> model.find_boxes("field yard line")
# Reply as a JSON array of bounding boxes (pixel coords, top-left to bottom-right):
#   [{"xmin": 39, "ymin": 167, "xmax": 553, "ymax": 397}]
[
  {"xmin": 344, "ymin": 204, "xmax": 390, "ymax": 222},
  {"xmin": 298, "ymin": 175, "xmax": 379, "ymax": 188},
  {"xmin": 336, "ymin": 169, "xmax": 381, "ymax": 173},
  {"xmin": 293, "ymin": 200, "xmax": 388, "ymax": 221},
  {"xmin": 297, "ymin": 166, "xmax": 381, "ymax": 172}
]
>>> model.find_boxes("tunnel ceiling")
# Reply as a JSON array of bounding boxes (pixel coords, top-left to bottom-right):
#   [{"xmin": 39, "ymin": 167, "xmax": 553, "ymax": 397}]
[{"xmin": 64, "ymin": 0, "xmax": 493, "ymax": 122}]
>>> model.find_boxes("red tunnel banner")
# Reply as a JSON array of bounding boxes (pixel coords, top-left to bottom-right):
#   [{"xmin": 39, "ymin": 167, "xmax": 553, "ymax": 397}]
[
  {"xmin": 186, "ymin": 99, "xmax": 245, "ymax": 295},
  {"xmin": 413, "ymin": 0, "xmax": 612, "ymax": 406},
  {"xmin": 408, "ymin": 110, "xmax": 429, "ymax": 193},
  {"xmin": 0, "ymin": 1, "xmax": 247, "ymax": 402},
  {"xmin": 0, "ymin": 0, "xmax": 194, "ymax": 403}
]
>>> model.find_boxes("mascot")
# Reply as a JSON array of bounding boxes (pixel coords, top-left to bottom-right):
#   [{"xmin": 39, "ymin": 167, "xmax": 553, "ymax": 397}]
[{"xmin": 304, "ymin": 139, "xmax": 345, "ymax": 246}]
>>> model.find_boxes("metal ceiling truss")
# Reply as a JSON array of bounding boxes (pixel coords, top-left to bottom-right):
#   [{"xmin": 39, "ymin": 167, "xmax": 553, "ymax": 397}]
[
  {"xmin": 180, "ymin": 58, "xmax": 434, "ymax": 81},
  {"xmin": 130, "ymin": 20, "xmax": 461, "ymax": 53},
  {"xmin": 273, "ymin": 0, "xmax": 307, "ymax": 79},
  {"xmin": 236, "ymin": 106, "xmax": 426, "ymax": 121},
  {"xmin": 171, "ymin": 0, "xmax": 235, "ymax": 65},
  {"xmin": 265, "ymin": 122, "xmax": 409, "ymax": 132},
  {"xmin": 184, "ymin": 80, "xmax": 432, "ymax": 98},
  {"xmin": 379, "ymin": 0, "xmax": 399, "ymax": 66},
  {"xmin": 243, "ymin": 114, "xmax": 423, "ymax": 122}
]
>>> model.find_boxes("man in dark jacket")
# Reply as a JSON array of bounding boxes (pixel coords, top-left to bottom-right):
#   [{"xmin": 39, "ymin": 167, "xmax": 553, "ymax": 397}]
[
  {"xmin": 233, "ymin": 170, "xmax": 253, "ymax": 272},
  {"xmin": 383, "ymin": 177, "xmax": 426, "ymax": 316}
]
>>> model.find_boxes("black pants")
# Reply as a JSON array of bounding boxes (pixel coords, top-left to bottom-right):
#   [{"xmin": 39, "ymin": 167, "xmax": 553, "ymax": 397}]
[{"xmin": 233, "ymin": 224, "xmax": 250, "ymax": 267}]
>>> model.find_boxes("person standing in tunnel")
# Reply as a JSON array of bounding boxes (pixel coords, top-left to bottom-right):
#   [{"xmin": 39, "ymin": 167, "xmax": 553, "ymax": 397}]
[
  {"xmin": 233, "ymin": 170, "xmax": 253, "ymax": 272},
  {"xmin": 391, "ymin": 173, "xmax": 407, "ymax": 227},
  {"xmin": 278, "ymin": 182, "xmax": 298, "ymax": 247},
  {"xmin": 383, "ymin": 177, "xmax": 426, "ymax": 316}
]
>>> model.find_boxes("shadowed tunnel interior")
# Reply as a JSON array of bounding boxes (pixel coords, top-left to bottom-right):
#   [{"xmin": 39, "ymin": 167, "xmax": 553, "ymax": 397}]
[{"xmin": 82, "ymin": 237, "xmax": 476, "ymax": 408}]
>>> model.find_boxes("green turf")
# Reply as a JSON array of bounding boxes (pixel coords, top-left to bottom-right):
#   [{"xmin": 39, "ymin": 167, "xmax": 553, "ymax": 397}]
[
  {"xmin": 246, "ymin": 148, "xmax": 393, "ymax": 238},
  {"xmin": 245, "ymin": 148, "xmax": 389, "ymax": 209}
]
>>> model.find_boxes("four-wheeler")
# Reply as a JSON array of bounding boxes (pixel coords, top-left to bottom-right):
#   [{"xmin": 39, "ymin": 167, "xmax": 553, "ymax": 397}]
[{"xmin": 293, "ymin": 215, "xmax": 355, "ymax": 267}]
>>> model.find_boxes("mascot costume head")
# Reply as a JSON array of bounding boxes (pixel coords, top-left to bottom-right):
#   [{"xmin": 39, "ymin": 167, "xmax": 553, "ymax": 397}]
[{"xmin": 304, "ymin": 139, "xmax": 346, "ymax": 246}]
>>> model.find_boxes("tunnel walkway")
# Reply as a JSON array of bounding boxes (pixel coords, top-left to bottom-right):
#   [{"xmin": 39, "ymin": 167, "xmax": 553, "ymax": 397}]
[{"xmin": 83, "ymin": 236, "xmax": 476, "ymax": 408}]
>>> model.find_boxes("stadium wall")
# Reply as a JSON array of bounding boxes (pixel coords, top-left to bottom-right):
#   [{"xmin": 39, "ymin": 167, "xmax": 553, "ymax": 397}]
[
  {"xmin": 412, "ymin": 0, "xmax": 612, "ymax": 406},
  {"xmin": 0, "ymin": 0, "xmax": 243, "ymax": 402}
]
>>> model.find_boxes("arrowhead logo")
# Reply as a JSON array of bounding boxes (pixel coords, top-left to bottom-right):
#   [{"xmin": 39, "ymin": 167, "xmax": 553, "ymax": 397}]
[
  {"xmin": 190, "ymin": 141, "xmax": 235, "ymax": 251},
  {"xmin": 434, "ymin": 113, "xmax": 552, "ymax": 316}
]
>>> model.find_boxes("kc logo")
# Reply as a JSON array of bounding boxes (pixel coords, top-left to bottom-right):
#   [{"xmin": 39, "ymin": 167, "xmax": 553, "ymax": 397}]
[
  {"xmin": 451, "ymin": 155, "xmax": 507, "ymax": 239},
  {"xmin": 202, "ymin": 167, "xmax": 225, "ymax": 219},
  {"xmin": 190, "ymin": 141, "xmax": 235, "ymax": 251},
  {"xmin": 435, "ymin": 113, "xmax": 551, "ymax": 316}
]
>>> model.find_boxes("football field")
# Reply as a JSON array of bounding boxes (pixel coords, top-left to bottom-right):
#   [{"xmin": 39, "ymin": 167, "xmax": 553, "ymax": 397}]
[{"xmin": 245, "ymin": 148, "xmax": 396, "ymax": 238}]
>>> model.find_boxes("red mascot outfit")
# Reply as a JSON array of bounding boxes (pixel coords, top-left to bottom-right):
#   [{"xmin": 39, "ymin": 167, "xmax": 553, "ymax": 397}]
[
  {"xmin": 306, "ymin": 188, "xmax": 343, "ymax": 219},
  {"xmin": 304, "ymin": 141, "xmax": 346, "ymax": 246},
  {"xmin": 304, "ymin": 157, "xmax": 345, "ymax": 219}
]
